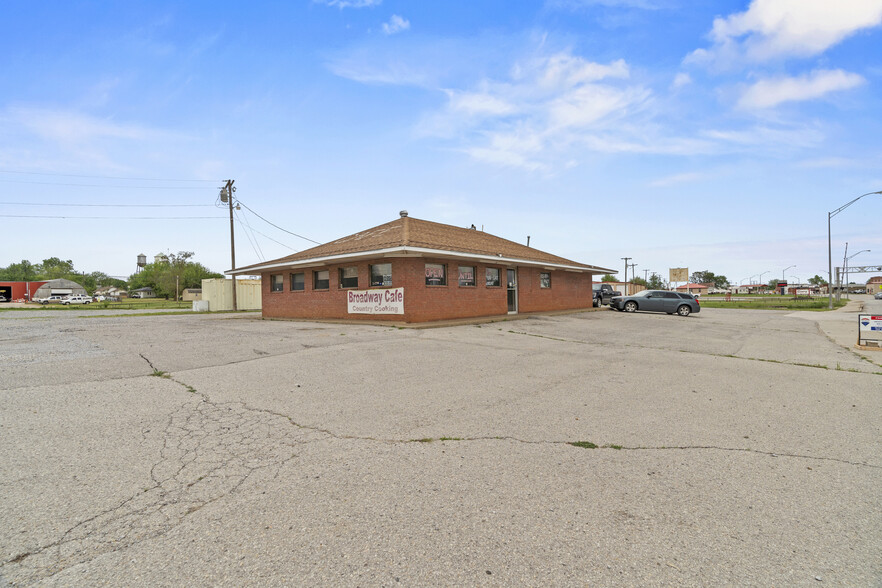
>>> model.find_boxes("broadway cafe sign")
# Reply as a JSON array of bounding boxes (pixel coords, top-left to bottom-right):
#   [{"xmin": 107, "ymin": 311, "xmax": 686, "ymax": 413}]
[{"xmin": 347, "ymin": 287, "xmax": 404, "ymax": 315}]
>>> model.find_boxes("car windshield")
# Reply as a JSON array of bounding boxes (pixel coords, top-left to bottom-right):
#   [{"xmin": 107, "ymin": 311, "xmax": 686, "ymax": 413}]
[{"xmin": 633, "ymin": 290, "xmax": 653, "ymax": 297}]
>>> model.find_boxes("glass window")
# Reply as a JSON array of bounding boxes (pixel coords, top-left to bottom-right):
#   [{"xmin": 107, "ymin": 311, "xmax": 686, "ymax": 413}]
[
  {"xmin": 486, "ymin": 267, "xmax": 500, "ymax": 287},
  {"xmin": 314, "ymin": 270, "xmax": 329, "ymax": 290},
  {"xmin": 458, "ymin": 266, "xmax": 475, "ymax": 287},
  {"xmin": 290, "ymin": 273, "xmax": 304, "ymax": 291},
  {"xmin": 339, "ymin": 267, "xmax": 358, "ymax": 289},
  {"xmin": 540, "ymin": 272, "xmax": 551, "ymax": 289},
  {"xmin": 270, "ymin": 274, "xmax": 284, "ymax": 292},
  {"xmin": 370, "ymin": 263, "xmax": 392, "ymax": 287},
  {"xmin": 425, "ymin": 263, "xmax": 446, "ymax": 286}
]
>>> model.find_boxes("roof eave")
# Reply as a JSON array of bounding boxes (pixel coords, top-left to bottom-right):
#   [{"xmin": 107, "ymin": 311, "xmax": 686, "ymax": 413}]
[{"xmin": 227, "ymin": 246, "xmax": 616, "ymax": 275}]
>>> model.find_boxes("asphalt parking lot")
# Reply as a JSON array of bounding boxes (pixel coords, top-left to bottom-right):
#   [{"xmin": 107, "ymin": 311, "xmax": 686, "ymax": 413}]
[{"xmin": 1, "ymin": 303, "xmax": 880, "ymax": 586}]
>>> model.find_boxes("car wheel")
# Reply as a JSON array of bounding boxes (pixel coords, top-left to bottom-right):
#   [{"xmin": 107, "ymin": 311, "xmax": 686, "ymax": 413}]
[
  {"xmin": 624, "ymin": 301, "xmax": 638, "ymax": 313},
  {"xmin": 677, "ymin": 304, "xmax": 691, "ymax": 317}
]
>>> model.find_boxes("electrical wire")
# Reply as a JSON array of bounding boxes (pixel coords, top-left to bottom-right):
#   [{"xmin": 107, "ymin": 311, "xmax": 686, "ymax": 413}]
[
  {"xmin": 237, "ymin": 208, "xmax": 266, "ymax": 260},
  {"xmin": 235, "ymin": 200, "xmax": 321, "ymax": 245},
  {"xmin": 234, "ymin": 209, "xmax": 264, "ymax": 261},
  {"xmin": 233, "ymin": 217, "xmax": 297, "ymax": 251},
  {"xmin": 0, "ymin": 202, "xmax": 214, "ymax": 207},
  {"xmin": 0, "ymin": 179, "xmax": 213, "ymax": 189},
  {"xmin": 0, "ymin": 214, "xmax": 226, "ymax": 219},
  {"xmin": 0, "ymin": 169, "xmax": 220, "ymax": 182}
]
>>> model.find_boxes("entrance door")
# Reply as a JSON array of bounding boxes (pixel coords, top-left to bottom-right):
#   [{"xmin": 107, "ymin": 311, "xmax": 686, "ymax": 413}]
[{"xmin": 507, "ymin": 269, "xmax": 518, "ymax": 313}]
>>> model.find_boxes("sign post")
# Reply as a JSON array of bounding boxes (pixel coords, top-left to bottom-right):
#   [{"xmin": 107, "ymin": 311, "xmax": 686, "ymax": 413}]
[{"xmin": 858, "ymin": 314, "xmax": 882, "ymax": 347}]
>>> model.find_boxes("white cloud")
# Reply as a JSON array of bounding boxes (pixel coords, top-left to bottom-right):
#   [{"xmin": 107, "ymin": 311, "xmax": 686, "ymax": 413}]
[
  {"xmin": 671, "ymin": 72, "xmax": 691, "ymax": 90},
  {"xmin": 315, "ymin": 0, "xmax": 381, "ymax": 8},
  {"xmin": 382, "ymin": 14, "xmax": 410, "ymax": 35},
  {"xmin": 737, "ymin": 69, "xmax": 865, "ymax": 109},
  {"xmin": 5, "ymin": 107, "xmax": 162, "ymax": 144},
  {"xmin": 686, "ymin": 0, "xmax": 882, "ymax": 66},
  {"xmin": 417, "ymin": 52, "xmax": 654, "ymax": 169}
]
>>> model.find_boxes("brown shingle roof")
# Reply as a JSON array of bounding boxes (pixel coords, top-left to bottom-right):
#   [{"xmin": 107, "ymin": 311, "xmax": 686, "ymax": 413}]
[{"xmin": 231, "ymin": 216, "xmax": 614, "ymax": 274}]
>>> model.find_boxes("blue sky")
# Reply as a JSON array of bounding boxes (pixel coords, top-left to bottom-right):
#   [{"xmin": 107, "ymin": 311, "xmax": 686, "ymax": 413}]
[{"xmin": 2, "ymin": 0, "xmax": 882, "ymax": 285}]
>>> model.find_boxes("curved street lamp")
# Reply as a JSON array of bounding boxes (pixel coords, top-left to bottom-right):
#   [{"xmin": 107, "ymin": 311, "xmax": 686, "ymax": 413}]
[
  {"xmin": 828, "ymin": 191, "xmax": 882, "ymax": 308},
  {"xmin": 844, "ymin": 249, "xmax": 870, "ymax": 299}
]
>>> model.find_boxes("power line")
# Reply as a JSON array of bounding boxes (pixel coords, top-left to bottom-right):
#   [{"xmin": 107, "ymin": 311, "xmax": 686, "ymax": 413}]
[
  {"xmin": 0, "ymin": 202, "xmax": 214, "ymax": 207},
  {"xmin": 0, "ymin": 169, "xmax": 220, "ymax": 182},
  {"xmin": 236, "ymin": 200, "xmax": 321, "ymax": 245},
  {"xmin": 0, "ymin": 179, "xmax": 213, "ymax": 189},
  {"xmin": 234, "ymin": 216, "xmax": 297, "ymax": 251},
  {"xmin": 0, "ymin": 214, "xmax": 226, "ymax": 219}
]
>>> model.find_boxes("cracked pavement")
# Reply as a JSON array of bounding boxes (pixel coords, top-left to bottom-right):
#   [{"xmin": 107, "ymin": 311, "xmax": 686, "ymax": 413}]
[{"xmin": 0, "ymin": 305, "xmax": 880, "ymax": 586}]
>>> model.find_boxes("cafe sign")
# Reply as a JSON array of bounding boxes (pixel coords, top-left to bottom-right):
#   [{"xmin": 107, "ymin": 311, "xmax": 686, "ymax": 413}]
[{"xmin": 347, "ymin": 287, "xmax": 404, "ymax": 315}]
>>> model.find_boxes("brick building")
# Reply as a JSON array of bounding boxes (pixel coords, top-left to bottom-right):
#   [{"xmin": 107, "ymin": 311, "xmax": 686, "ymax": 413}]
[{"xmin": 230, "ymin": 213, "xmax": 615, "ymax": 323}]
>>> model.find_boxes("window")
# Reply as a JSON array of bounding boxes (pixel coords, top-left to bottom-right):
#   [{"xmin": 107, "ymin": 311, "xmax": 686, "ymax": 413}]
[
  {"xmin": 458, "ymin": 266, "xmax": 475, "ymax": 287},
  {"xmin": 313, "ymin": 270, "xmax": 329, "ymax": 290},
  {"xmin": 370, "ymin": 263, "xmax": 392, "ymax": 287},
  {"xmin": 486, "ymin": 267, "xmax": 500, "ymax": 287},
  {"xmin": 339, "ymin": 267, "xmax": 358, "ymax": 289},
  {"xmin": 270, "ymin": 274, "xmax": 284, "ymax": 292},
  {"xmin": 540, "ymin": 272, "xmax": 551, "ymax": 289},
  {"xmin": 290, "ymin": 273, "xmax": 304, "ymax": 291},
  {"xmin": 425, "ymin": 263, "xmax": 446, "ymax": 286}
]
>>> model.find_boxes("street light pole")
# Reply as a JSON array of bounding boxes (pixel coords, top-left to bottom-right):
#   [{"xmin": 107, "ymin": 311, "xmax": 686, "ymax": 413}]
[
  {"xmin": 759, "ymin": 271, "xmax": 769, "ymax": 290},
  {"xmin": 828, "ymin": 190, "xmax": 882, "ymax": 309}
]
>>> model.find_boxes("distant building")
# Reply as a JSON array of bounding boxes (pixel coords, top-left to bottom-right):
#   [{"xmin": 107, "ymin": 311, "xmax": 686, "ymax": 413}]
[
  {"xmin": 182, "ymin": 288, "xmax": 202, "ymax": 301},
  {"xmin": 131, "ymin": 287, "xmax": 156, "ymax": 298},
  {"xmin": 32, "ymin": 279, "xmax": 87, "ymax": 299},
  {"xmin": 675, "ymin": 283, "xmax": 710, "ymax": 296}
]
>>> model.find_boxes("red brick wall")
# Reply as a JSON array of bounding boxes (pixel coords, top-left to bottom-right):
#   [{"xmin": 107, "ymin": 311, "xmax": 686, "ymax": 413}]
[
  {"xmin": 260, "ymin": 257, "xmax": 593, "ymax": 323},
  {"xmin": 516, "ymin": 267, "xmax": 594, "ymax": 313}
]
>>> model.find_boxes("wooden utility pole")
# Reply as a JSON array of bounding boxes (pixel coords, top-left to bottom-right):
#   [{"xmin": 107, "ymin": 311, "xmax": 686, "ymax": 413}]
[{"xmin": 221, "ymin": 179, "xmax": 238, "ymax": 311}]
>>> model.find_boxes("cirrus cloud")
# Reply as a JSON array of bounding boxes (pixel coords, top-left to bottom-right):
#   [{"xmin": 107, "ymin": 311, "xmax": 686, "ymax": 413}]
[{"xmin": 737, "ymin": 69, "xmax": 865, "ymax": 109}]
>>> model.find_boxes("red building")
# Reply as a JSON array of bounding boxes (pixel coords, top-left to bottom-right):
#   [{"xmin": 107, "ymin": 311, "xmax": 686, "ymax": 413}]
[
  {"xmin": 230, "ymin": 214, "xmax": 615, "ymax": 323},
  {"xmin": 0, "ymin": 281, "xmax": 47, "ymax": 302}
]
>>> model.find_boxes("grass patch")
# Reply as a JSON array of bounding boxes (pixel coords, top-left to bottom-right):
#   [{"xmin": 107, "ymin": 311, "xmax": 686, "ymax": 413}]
[
  {"xmin": 151, "ymin": 369, "xmax": 170, "ymax": 378},
  {"xmin": 569, "ymin": 441, "xmax": 598, "ymax": 449},
  {"xmin": 439, "ymin": 436, "xmax": 463, "ymax": 441},
  {"xmin": 699, "ymin": 297, "xmax": 847, "ymax": 311}
]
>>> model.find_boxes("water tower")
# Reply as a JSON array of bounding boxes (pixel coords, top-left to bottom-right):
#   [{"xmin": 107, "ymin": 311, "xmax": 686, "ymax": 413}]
[{"xmin": 136, "ymin": 253, "xmax": 146, "ymax": 273}]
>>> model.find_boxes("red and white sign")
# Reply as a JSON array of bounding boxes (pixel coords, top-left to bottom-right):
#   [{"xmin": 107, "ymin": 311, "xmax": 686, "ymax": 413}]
[{"xmin": 347, "ymin": 287, "xmax": 404, "ymax": 315}]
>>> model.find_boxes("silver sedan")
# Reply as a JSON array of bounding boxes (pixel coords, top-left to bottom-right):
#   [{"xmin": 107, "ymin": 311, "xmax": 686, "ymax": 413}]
[{"xmin": 609, "ymin": 290, "xmax": 700, "ymax": 316}]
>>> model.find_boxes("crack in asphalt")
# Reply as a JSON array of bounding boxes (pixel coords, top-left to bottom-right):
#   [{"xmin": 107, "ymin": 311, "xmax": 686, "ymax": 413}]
[
  {"xmin": 1, "ymin": 356, "xmax": 329, "ymax": 585},
  {"xmin": 4, "ymin": 346, "xmax": 879, "ymax": 584}
]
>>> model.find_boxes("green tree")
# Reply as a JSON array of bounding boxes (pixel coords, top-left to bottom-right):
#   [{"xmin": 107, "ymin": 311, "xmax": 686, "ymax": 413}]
[
  {"xmin": 0, "ymin": 259, "xmax": 39, "ymax": 281},
  {"xmin": 630, "ymin": 276, "xmax": 647, "ymax": 287},
  {"xmin": 128, "ymin": 252, "xmax": 222, "ymax": 300},
  {"xmin": 808, "ymin": 275, "xmax": 827, "ymax": 286},
  {"xmin": 646, "ymin": 273, "xmax": 667, "ymax": 290},
  {"xmin": 689, "ymin": 270, "xmax": 729, "ymax": 288},
  {"xmin": 600, "ymin": 274, "xmax": 617, "ymax": 282},
  {"xmin": 41, "ymin": 257, "xmax": 75, "ymax": 279}
]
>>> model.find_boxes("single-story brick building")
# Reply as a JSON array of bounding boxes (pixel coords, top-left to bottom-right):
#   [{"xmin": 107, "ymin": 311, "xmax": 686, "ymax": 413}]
[{"xmin": 229, "ymin": 213, "xmax": 615, "ymax": 323}]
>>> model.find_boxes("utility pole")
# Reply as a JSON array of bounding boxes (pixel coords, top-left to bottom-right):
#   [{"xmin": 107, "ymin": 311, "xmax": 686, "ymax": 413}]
[
  {"xmin": 643, "ymin": 269, "xmax": 650, "ymax": 282},
  {"xmin": 221, "ymin": 179, "xmax": 238, "ymax": 311},
  {"xmin": 621, "ymin": 257, "xmax": 631, "ymax": 286}
]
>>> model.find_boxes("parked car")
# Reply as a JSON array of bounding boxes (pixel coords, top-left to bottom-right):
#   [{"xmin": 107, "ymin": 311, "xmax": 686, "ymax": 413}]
[
  {"xmin": 610, "ymin": 290, "xmax": 700, "ymax": 316},
  {"xmin": 593, "ymin": 283, "xmax": 622, "ymax": 307},
  {"xmin": 875, "ymin": 291, "xmax": 882, "ymax": 300},
  {"xmin": 61, "ymin": 295, "xmax": 92, "ymax": 305},
  {"xmin": 37, "ymin": 295, "xmax": 66, "ymax": 305}
]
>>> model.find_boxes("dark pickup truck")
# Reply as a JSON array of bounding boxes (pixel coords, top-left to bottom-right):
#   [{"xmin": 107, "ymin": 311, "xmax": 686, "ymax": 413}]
[{"xmin": 593, "ymin": 283, "xmax": 622, "ymax": 307}]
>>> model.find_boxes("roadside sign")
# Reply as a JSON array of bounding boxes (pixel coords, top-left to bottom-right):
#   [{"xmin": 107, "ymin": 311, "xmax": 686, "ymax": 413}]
[
  {"xmin": 858, "ymin": 314, "xmax": 882, "ymax": 346},
  {"xmin": 669, "ymin": 268, "xmax": 688, "ymax": 282}
]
